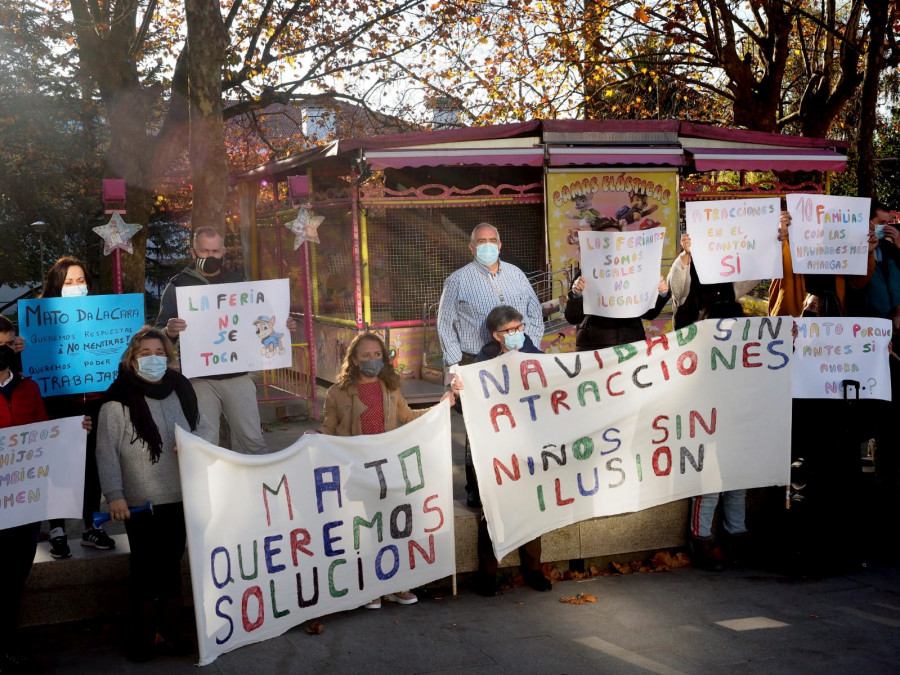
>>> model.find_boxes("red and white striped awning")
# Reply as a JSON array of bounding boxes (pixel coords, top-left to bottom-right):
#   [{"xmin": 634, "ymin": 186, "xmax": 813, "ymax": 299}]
[
  {"xmin": 364, "ymin": 147, "xmax": 545, "ymax": 169},
  {"xmin": 685, "ymin": 147, "xmax": 847, "ymax": 172},
  {"xmin": 548, "ymin": 146, "xmax": 684, "ymax": 167}
]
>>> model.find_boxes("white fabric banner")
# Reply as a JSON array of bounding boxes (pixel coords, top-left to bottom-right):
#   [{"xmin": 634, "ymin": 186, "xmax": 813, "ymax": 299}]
[
  {"xmin": 577, "ymin": 227, "xmax": 666, "ymax": 318},
  {"xmin": 786, "ymin": 194, "xmax": 871, "ymax": 275},
  {"xmin": 455, "ymin": 318, "xmax": 792, "ymax": 561},
  {"xmin": 175, "ymin": 279, "xmax": 292, "ymax": 377},
  {"xmin": 792, "ymin": 317, "xmax": 892, "ymax": 400},
  {"xmin": 177, "ymin": 402, "xmax": 455, "ymax": 666},
  {"xmin": 0, "ymin": 417, "xmax": 86, "ymax": 529},
  {"xmin": 685, "ymin": 198, "xmax": 783, "ymax": 284}
]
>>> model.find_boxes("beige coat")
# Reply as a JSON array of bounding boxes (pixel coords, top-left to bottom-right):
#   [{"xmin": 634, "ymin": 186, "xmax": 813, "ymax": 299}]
[{"xmin": 321, "ymin": 380, "xmax": 427, "ymax": 436}]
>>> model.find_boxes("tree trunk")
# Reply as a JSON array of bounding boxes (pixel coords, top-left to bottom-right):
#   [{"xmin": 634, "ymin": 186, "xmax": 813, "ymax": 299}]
[
  {"xmin": 856, "ymin": 0, "xmax": 889, "ymax": 198},
  {"xmin": 185, "ymin": 0, "xmax": 229, "ymax": 239}
]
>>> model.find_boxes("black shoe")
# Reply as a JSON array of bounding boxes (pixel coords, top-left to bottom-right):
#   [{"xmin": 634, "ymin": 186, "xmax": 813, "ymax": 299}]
[
  {"xmin": 524, "ymin": 570, "xmax": 552, "ymax": 592},
  {"xmin": 49, "ymin": 535, "xmax": 71, "ymax": 559},
  {"xmin": 690, "ymin": 536, "xmax": 725, "ymax": 572},
  {"xmin": 466, "ymin": 489, "xmax": 482, "ymax": 509},
  {"xmin": 725, "ymin": 531, "xmax": 753, "ymax": 567},
  {"xmin": 474, "ymin": 572, "xmax": 499, "ymax": 597}
]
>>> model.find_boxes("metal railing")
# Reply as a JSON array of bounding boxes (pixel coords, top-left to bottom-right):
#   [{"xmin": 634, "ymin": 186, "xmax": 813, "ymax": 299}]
[{"xmin": 257, "ymin": 342, "xmax": 319, "ymax": 418}]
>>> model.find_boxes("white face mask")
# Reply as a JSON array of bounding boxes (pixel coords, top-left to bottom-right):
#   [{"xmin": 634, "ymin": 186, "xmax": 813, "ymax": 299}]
[
  {"xmin": 137, "ymin": 355, "xmax": 168, "ymax": 381},
  {"xmin": 60, "ymin": 285, "xmax": 88, "ymax": 298}
]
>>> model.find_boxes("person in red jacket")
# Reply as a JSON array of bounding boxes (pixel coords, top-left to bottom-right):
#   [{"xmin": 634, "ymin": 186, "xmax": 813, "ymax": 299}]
[
  {"xmin": 0, "ymin": 315, "xmax": 91, "ymax": 672},
  {"xmin": 0, "ymin": 315, "xmax": 49, "ymax": 672}
]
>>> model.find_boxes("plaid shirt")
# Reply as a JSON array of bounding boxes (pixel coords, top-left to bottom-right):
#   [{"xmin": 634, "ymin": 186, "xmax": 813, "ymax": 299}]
[{"xmin": 437, "ymin": 260, "xmax": 543, "ymax": 365}]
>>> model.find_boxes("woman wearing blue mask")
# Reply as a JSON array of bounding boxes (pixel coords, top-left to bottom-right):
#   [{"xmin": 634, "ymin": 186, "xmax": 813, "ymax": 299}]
[
  {"xmin": 37, "ymin": 257, "xmax": 113, "ymax": 558},
  {"xmin": 96, "ymin": 327, "xmax": 213, "ymax": 661},
  {"xmin": 321, "ymin": 332, "xmax": 453, "ymax": 609},
  {"xmin": 450, "ymin": 305, "xmax": 553, "ymax": 596}
]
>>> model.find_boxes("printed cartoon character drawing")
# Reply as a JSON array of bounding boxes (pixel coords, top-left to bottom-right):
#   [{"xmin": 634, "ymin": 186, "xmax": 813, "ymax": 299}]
[
  {"xmin": 253, "ymin": 315, "xmax": 286, "ymax": 357},
  {"xmin": 566, "ymin": 192, "xmax": 602, "ymax": 245},
  {"xmin": 615, "ymin": 191, "xmax": 659, "ymax": 230}
]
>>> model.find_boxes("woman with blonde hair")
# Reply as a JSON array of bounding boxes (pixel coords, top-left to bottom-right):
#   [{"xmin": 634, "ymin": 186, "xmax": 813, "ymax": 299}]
[{"xmin": 321, "ymin": 332, "xmax": 453, "ymax": 607}]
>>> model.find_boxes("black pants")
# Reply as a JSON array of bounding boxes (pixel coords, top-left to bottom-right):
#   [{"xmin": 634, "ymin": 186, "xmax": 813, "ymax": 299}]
[
  {"xmin": 0, "ymin": 522, "xmax": 40, "ymax": 653},
  {"xmin": 50, "ymin": 396, "xmax": 103, "ymax": 530},
  {"xmin": 123, "ymin": 502, "xmax": 186, "ymax": 643}
]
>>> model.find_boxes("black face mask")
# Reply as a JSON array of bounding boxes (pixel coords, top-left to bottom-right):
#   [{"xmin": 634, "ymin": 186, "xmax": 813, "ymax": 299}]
[
  {"xmin": 195, "ymin": 255, "xmax": 224, "ymax": 275},
  {"xmin": 0, "ymin": 345, "xmax": 14, "ymax": 372}
]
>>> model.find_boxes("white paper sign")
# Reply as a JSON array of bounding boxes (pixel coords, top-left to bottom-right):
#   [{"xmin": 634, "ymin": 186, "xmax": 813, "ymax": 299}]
[
  {"xmin": 577, "ymin": 227, "xmax": 666, "ymax": 318},
  {"xmin": 0, "ymin": 417, "xmax": 86, "ymax": 529},
  {"xmin": 685, "ymin": 198, "xmax": 782, "ymax": 284},
  {"xmin": 455, "ymin": 317, "xmax": 792, "ymax": 562},
  {"xmin": 786, "ymin": 194, "xmax": 871, "ymax": 275},
  {"xmin": 177, "ymin": 402, "xmax": 455, "ymax": 666},
  {"xmin": 175, "ymin": 279, "xmax": 292, "ymax": 377},
  {"xmin": 792, "ymin": 317, "xmax": 892, "ymax": 400}
]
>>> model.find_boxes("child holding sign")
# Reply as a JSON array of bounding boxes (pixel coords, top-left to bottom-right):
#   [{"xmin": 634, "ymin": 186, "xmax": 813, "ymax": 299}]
[
  {"xmin": 321, "ymin": 332, "xmax": 454, "ymax": 609},
  {"xmin": 96, "ymin": 328, "xmax": 214, "ymax": 662}
]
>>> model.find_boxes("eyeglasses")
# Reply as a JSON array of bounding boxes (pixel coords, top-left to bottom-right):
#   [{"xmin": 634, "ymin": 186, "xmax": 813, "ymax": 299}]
[{"xmin": 494, "ymin": 324, "xmax": 524, "ymax": 336}]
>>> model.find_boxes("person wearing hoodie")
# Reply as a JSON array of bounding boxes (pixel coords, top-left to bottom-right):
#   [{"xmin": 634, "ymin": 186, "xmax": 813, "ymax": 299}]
[{"xmin": 155, "ymin": 227, "xmax": 271, "ymax": 455}]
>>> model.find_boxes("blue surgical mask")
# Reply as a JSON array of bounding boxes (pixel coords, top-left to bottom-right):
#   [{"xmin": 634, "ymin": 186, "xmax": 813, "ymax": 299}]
[
  {"xmin": 137, "ymin": 355, "xmax": 168, "ymax": 382},
  {"xmin": 60, "ymin": 285, "xmax": 88, "ymax": 298},
  {"xmin": 475, "ymin": 243, "xmax": 500, "ymax": 266},
  {"xmin": 503, "ymin": 331, "xmax": 526, "ymax": 351},
  {"xmin": 358, "ymin": 358, "xmax": 383, "ymax": 378},
  {"xmin": 875, "ymin": 225, "xmax": 886, "ymax": 239}
]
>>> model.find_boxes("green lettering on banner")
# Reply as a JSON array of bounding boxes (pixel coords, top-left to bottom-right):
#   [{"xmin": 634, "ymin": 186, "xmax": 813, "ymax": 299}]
[{"xmin": 398, "ymin": 446, "xmax": 424, "ymax": 493}]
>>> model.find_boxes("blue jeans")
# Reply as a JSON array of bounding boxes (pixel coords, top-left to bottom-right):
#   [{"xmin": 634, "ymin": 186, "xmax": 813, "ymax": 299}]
[{"xmin": 691, "ymin": 490, "xmax": 747, "ymax": 539}]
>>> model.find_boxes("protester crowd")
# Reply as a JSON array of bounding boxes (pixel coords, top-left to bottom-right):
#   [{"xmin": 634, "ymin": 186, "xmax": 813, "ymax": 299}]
[{"xmin": 2, "ymin": 200, "xmax": 898, "ymax": 671}]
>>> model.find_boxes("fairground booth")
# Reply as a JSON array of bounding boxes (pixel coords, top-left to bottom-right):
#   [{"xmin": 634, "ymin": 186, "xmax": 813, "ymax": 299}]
[{"xmin": 232, "ymin": 119, "xmax": 848, "ymax": 416}]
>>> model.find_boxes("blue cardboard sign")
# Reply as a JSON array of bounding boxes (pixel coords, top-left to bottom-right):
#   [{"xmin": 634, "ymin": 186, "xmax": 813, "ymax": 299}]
[{"xmin": 18, "ymin": 294, "xmax": 145, "ymax": 396}]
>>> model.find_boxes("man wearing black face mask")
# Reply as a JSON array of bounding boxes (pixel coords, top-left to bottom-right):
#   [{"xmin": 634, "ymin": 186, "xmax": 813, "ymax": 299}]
[{"xmin": 155, "ymin": 227, "xmax": 269, "ymax": 454}]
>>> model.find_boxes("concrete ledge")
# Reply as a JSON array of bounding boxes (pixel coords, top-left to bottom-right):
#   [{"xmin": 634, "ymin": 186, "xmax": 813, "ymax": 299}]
[{"xmin": 24, "ymin": 499, "xmax": 689, "ymax": 626}]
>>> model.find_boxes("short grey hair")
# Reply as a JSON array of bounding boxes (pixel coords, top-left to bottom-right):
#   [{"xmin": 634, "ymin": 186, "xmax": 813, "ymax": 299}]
[
  {"xmin": 192, "ymin": 227, "xmax": 224, "ymax": 249},
  {"xmin": 470, "ymin": 222, "xmax": 500, "ymax": 245}
]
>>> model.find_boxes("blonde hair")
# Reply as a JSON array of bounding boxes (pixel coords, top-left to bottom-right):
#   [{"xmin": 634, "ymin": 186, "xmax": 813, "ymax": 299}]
[
  {"xmin": 121, "ymin": 327, "xmax": 176, "ymax": 372},
  {"xmin": 336, "ymin": 332, "xmax": 400, "ymax": 391}
]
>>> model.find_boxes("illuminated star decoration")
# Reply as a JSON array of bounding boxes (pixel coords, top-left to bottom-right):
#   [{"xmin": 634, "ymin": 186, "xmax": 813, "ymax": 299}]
[
  {"xmin": 93, "ymin": 212, "xmax": 142, "ymax": 255},
  {"xmin": 285, "ymin": 205, "xmax": 324, "ymax": 250}
]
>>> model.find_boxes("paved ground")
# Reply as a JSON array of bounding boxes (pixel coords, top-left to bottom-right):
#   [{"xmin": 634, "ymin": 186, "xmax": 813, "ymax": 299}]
[
  {"xmin": 25, "ymin": 395, "xmax": 900, "ymax": 672},
  {"xmin": 24, "ymin": 553, "xmax": 900, "ymax": 674}
]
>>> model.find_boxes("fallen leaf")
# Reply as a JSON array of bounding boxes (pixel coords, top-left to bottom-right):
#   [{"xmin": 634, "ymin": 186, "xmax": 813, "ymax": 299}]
[
  {"xmin": 612, "ymin": 561, "xmax": 632, "ymax": 574},
  {"xmin": 306, "ymin": 622, "xmax": 324, "ymax": 635}
]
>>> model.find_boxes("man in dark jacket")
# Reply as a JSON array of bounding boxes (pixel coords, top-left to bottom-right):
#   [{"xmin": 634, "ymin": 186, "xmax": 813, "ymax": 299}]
[{"xmin": 156, "ymin": 227, "xmax": 270, "ymax": 454}]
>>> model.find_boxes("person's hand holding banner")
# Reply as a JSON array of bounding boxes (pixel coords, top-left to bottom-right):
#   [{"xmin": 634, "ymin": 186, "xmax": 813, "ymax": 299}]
[
  {"xmin": 175, "ymin": 279, "xmax": 292, "ymax": 378},
  {"xmin": 176, "ymin": 402, "xmax": 455, "ymax": 665},
  {"xmin": 786, "ymin": 194, "xmax": 871, "ymax": 275},
  {"xmin": 685, "ymin": 198, "xmax": 782, "ymax": 284},
  {"xmin": 577, "ymin": 227, "xmax": 666, "ymax": 318}
]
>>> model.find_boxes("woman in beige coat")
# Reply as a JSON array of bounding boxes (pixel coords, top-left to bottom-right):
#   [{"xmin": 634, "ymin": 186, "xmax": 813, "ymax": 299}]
[{"xmin": 321, "ymin": 332, "xmax": 453, "ymax": 608}]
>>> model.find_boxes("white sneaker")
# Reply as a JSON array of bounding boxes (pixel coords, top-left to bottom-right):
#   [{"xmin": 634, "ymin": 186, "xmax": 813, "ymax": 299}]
[
  {"xmin": 384, "ymin": 591, "xmax": 418, "ymax": 605},
  {"xmin": 363, "ymin": 598, "xmax": 381, "ymax": 609}
]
